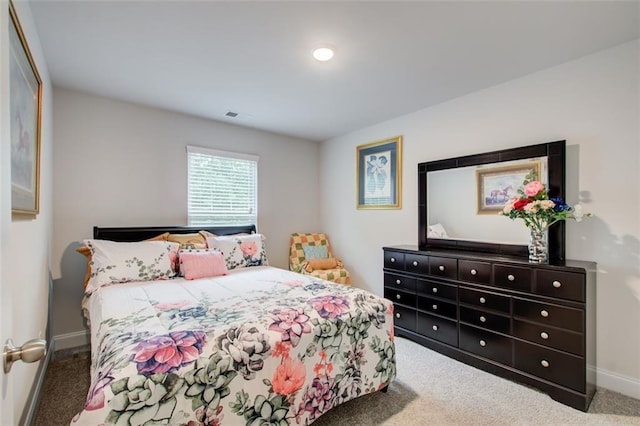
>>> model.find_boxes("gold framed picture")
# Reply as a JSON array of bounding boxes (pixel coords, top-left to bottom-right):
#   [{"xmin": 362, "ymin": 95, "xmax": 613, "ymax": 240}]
[
  {"xmin": 356, "ymin": 136, "xmax": 402, "ymax": 209},
  {"xmin": 10, "ymin": 0, "xmax": 43, "ymax": 215}
]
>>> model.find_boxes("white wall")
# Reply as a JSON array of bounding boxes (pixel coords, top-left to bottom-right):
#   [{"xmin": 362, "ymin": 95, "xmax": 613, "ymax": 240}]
[
  {"xmin": 320, "ymin": 40, "xmax": 640, "ymax": 398},
  {"xmin": 1, "ymin": 0, "xmax": 53, "ymax": 421},
  {"xmin": 52, "ymin": 88, "xmax": 321, "ymax": 340}
]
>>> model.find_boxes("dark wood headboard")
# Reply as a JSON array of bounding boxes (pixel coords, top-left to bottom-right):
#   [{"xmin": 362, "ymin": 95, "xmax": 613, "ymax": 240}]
[{"xmin": 93, "ymin": 225, "xmax": 257, "ymax": 242}]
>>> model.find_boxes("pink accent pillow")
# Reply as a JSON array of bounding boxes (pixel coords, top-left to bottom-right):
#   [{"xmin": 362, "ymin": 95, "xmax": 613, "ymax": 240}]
[{"xmin": 179, "ymin": 250, "xmax": 229, "ymax": 280}]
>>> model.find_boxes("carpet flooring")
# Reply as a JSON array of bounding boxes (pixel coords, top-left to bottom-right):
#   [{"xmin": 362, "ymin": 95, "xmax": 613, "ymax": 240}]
[{"xmin": 34, "ymin": 337, "xmax": 640, "ymax": 425}]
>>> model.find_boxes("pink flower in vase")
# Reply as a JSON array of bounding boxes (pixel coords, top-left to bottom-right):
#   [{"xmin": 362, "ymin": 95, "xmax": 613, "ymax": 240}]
[{"xmin": 524, "ymin": 180, "xmax": 544, "ymax": 197}]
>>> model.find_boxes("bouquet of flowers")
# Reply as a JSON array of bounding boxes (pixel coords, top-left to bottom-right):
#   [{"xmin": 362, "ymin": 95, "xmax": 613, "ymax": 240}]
[{"xmin": 501, "ymin": 178, "xmax": 590, "ymax": 232}]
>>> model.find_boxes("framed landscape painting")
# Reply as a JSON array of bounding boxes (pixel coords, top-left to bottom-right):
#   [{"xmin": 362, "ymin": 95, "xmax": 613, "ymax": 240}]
[
  {"xmin": 476, "ymin": 160, "xmax": 540, "ymax": 214},
  {"xmin": 356, "ymin": 136, "xmax": 402, "ymax": 209},
  {"xmin": 9, "ymin": 0, "xmax": 43, "ymax": 215}
]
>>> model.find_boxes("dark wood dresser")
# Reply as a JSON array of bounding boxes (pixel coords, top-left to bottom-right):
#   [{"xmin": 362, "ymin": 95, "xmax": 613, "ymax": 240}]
[{"xmin": 383, "ymin": 245, "xmax": 596, "ymax": 411}]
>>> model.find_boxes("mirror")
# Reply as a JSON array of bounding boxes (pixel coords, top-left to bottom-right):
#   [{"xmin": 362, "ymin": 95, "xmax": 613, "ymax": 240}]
[{"xmin": 418, "ymin": 140, "xmax": 566, "ymax": 261}]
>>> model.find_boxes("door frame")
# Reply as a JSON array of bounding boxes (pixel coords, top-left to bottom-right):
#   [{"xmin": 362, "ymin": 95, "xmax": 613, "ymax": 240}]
[{"xmin": 1, "ymin": 0, "xmax": 15, "ymax": 422}]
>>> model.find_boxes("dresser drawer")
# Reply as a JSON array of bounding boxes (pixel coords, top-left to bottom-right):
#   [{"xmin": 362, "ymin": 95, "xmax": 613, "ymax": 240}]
[
  {"xmin": 514, "ymin": 340, "xmax": 585, "ymax": 393},
  {"xmin": 459, "ymin": 287, "xmax": 510, "ymax": 314},
  {"xmin": 513, "ymin": 298, "xmax": 583, "ymax": 333},
  {"xmin": 493, "ymin": 264, "xmax": 532, "ymax": 292},
  {"xmin": 513, "ymin": 319, "xmax": 583, "ymax": 356},
  {"xmin": 429, "ymin": 256, "xmax": 457, "ymax": 280},
  {"xmin": 392, "ymin": 305, "xmax": 416, "ymax": 331},
  {"xmin": 417, "ymin": 312, "xmax": 458, "ymax": 346},
  {"xmin": 418, "ymin": 296, "xmax": 457, "ymax": 320},
  {"xmin": 405, "ymin": 253, "xmax": 429, "ymax": 274},
  {"xmin": 384, "ymin": 251, "xmax": 405, "ymax": 270},
  {"xmin": 535, "ymin": 269, "xmax": 585, "ymax": 302},
  {"xmin": 416, "ymin": 279, "xmax": 457, "ymax": 301},
  {"xmin": 460, "ymin": 324, "xmax": 512, "ymax": 366},
  {"xmin": 460, "ymin": 306, "xmax": 510, "ymax": 334},
  {"xmin": 384, "ymin": 288, "xmax": 416, "ymax": 308},
  {"xmin": 458, "ymin": 260, "xmax": 491, "ymax": 284},
  {"xmin": 384, "ymin": 273, "xmax": 417, "ymax": 293}
]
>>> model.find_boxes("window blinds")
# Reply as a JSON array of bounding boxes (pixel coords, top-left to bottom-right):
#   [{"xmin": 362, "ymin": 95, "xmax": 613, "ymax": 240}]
[{"xmin": 187, "ymin": 146, "xmax": 258, "ymax": 226}]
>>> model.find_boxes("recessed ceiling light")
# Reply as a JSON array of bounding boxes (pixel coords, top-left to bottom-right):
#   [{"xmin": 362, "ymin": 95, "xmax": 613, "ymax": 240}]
[{"xmin": 312, "ymin": 46, "xmax": 334, "ymax": 62}]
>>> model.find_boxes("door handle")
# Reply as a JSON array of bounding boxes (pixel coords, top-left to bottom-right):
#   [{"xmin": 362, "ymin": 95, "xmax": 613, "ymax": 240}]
[{"xmin": 3, "ymin": 338, "xmax": 47, "ymax": 373}]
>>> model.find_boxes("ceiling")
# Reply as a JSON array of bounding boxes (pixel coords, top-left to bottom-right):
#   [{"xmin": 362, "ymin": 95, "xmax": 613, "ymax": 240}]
[{"xmin": 30, "ymin": 1, "xmax": 639, "ymax": 142}]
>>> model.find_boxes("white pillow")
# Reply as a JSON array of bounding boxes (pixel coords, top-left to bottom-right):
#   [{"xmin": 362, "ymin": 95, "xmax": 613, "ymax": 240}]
[
  {"xmin": 428, "ymin": 223, "xmax": 449, "ymax": 238},
  {"xmin": 205, "ymin": 233, "xmax": 268, "ymax": 270},
  {"xmin": 83, "ymin": 239, "xmax": 179, "ymax": 293}
]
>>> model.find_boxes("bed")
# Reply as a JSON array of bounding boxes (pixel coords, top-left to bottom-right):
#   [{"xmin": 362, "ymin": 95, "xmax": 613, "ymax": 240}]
[{"xmin": 72, "ymin": 225, "xmax": 396, "ymax": 425}]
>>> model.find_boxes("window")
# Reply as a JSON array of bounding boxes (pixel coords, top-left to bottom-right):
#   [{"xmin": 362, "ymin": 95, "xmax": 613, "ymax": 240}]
[{"xmin": 187, "ymin": 145, "xmax": 258, "ymax": 226}]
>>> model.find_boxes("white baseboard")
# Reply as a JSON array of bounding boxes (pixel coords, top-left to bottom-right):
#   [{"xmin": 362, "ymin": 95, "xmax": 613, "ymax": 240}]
[
  {"xmin": 52, "ymin": 330, "xmax": 90, "ymax": 351},
  {"xmin": 595, "ymin": 366, "xmax": 640, "ymax": 400},
  {"xmin": 19, "ymin": 339, "xmax": 54, "ymax": 426}
]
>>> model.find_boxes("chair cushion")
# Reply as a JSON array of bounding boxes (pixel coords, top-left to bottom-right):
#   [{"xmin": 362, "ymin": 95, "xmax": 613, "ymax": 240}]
[
  {"xmin": 307, "ymin": 268, "xmax": 351, "ymax": 286},
  {"xmin": 302, "ymin": 245, "xmax": 328, "ymax": 259},
  {"xmin": 304, "ymin": 258, "xmax": 343, "ymax": 272}
]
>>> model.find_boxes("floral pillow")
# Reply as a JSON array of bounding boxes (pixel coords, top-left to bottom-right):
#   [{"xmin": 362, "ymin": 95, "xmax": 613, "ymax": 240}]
[
  {"xmin": 205, "ymin": 234, "xmax": 268, "ymax": 270},
  {"xmin": 76, "ymin": 232, "xmax": 171, "ymax": 289},
  {"xmin": 83, "ymin": 239, "xmax": 180, "ymax": 293}
]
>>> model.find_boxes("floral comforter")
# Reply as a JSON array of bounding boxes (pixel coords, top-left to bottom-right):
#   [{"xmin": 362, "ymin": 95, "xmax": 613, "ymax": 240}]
[{"xmin": 73, "ymin": 266, "xmax": 396, "ymax": 425}]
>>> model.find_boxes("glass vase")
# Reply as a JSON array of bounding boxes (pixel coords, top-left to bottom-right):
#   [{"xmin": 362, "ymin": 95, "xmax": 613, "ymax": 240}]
[{"xmin": 528, "ymin": 228, "xmax": 548, "ymax": 263}]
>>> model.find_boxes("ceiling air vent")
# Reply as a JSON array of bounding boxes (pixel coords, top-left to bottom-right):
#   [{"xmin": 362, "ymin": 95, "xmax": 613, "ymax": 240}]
[{"xmin": 225, "ymin": 111, "xmax": 238, "ymax": 118}]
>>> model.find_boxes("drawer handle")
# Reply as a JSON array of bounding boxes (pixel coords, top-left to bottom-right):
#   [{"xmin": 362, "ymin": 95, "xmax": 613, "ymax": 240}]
[
  {"xmin": 479, "ymin": 297, "xmax": 486, "ymax": 304},
  {"xmin": 541, "ymin": 310, "xmax": 549, "ymax": 318},
  {"xmin": 390, "ymin": 257, "xmax": 396, "ymax": 263},
  {"xmin": 541, "ymin": 360, "xmax": 550, "ymax": 368},
  {"xmin": 479, "ymin": 315, "xmax": 486, "ymax": 323},
  {"xmin": 432, "ymin": 304, "xmax": 438, "ymax": 310},
  {"xmin": 396, "ymin": 294, "xmax": 401, "ymax": 300},
  {"xmin": 507, "ymin": 274, "xmax": 515, "ymax": 282},
  {"xmin": 540, "ymin": 332, "xmax": 549, "ymax": 340},
  {"xmin": 395, "ymin": 313, "xmax": 401, "ymax": 319},
  {"xmin": 552, "ymin": 280, "xmax": 562, "ymax": 288},
  {"xmin": 413, "ymin": 261, "xmax": 419, "ymax": 267},
  {"xmin": 479, "ymin": 340, "xmax": 486, "ymax": 347},
  {"xmin": 432, "ymin": 325, "xmax": 439, "ymax": 331},
  {"xmin": 438, "ymin": 265, "xmax": 445, "ymax": 271},
  {"xmin": 396, "ymin": 279, "xmax": 401, "ymax": 285},
  {"xmin": 470, "ymin": 269, "xmax": 477, "ymax": 276},
  {"xmin": 432, "ymin": 287, "xmax": 438, "ymax": 293}
]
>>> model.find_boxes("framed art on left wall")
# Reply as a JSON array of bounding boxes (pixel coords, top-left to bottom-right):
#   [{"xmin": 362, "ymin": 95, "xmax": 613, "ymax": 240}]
[
  {"xmin": 9, "ymin": 0, "xmax": 42, "ymax": 215},
  {"xmin": 356, "ymin": 136, "xmax": 402, "ymax": 209}
]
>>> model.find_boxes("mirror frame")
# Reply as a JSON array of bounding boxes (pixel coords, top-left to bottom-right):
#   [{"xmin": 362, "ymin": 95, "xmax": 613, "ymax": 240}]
[{"xmin": 418, "ymin": 140, "xmax": 566, "ymax": 262}]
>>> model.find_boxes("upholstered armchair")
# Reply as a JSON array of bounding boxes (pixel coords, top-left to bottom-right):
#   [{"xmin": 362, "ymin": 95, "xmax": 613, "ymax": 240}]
[{"xmin": 289, "ymin": 233, "xmax": 351, "ymax": 285}]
